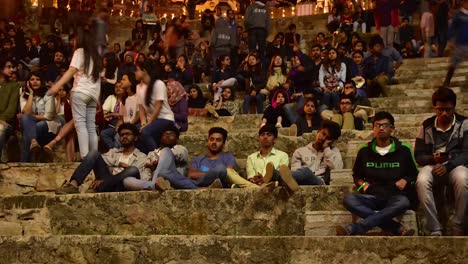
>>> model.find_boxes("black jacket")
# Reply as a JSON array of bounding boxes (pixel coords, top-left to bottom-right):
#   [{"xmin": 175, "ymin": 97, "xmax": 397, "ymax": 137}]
[{"xmin": 353, "ymin": 137, "xmax": 419, "ymax": 206}]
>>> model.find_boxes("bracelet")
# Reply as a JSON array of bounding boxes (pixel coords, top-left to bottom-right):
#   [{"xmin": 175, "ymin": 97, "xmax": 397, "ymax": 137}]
[{"xmin": 357, "ymin": 182, "xmax": 368, "ymax": 192}]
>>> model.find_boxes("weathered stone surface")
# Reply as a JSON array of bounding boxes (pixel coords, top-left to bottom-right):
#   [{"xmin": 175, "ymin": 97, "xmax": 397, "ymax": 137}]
[
  {"xmin": 0, "ymin": 186, "xmax": 353, "ymax": 236},
  {"xmin": 0, "ymin": 235, "xmax": 466, "ymax": 263}
]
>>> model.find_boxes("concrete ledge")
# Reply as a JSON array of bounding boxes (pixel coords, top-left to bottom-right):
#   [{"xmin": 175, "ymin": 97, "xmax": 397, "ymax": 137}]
[{"xmin": 0, "ymin": 235, "xmax": 466, "ymax": 263}]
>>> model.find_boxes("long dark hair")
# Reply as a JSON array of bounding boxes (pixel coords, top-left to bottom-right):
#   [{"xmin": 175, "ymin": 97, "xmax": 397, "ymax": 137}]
[
  {"xmin": 0, "ymin": 58, "xmax": 13, "ymax": 83},
  {"xmin": 141, "ymin": 63, "xmax": 158, "ymax": 107},
  {"xmin": 322, "ymin": 48, "xmax": 342, "ymax": 73},
  {"xmin": 122, "ymin": 71, "xmax": 138, "ymax": 94},
  {"xmin": 103, "ymin": 52, "xmax": 118, "ymax": 79},
  {"xmin": 22, "ymin": 71, "xmax": 48, "ymax": 99},
  {"xmin": 76, "ymin": 22, "xmax": 102, "ymax": 82}
]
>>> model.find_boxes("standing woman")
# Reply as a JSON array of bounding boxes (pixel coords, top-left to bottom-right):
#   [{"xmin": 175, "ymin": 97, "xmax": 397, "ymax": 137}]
[
  {"xmin": 138, "ymin": 65, "xmax": 175, "ymax": 154},
  {"xmin": 49, "ymin": 25, "xmax": 102, "ymax": 159}
]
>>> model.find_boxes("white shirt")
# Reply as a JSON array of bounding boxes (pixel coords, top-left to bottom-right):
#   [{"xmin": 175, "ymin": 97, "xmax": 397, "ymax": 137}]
[
  {"xmin": 146, "ymin": 80, "xmax": 174, "ymax": 122},
  {"xmin": 124, "ymin": 94, "xmax": 138, "ymax": 123},
  {"xmin": 70, "ymin": 48, "xmax": 100, "ymax": 103}
]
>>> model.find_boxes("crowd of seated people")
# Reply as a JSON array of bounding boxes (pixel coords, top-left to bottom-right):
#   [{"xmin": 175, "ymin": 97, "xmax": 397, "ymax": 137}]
[{"xmin": 0, "ymin": 1, "xmax": 467, "ymax": 236}]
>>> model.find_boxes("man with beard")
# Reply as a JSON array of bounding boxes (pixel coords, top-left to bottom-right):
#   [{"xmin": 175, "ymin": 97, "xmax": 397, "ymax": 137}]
[
  {"xmin": 56, "ymin": 123, "xmax": 151, "ymax": 194},
  {"xmin": 415, "ymin": 87, "xmax": 468, "ymax": 236}
]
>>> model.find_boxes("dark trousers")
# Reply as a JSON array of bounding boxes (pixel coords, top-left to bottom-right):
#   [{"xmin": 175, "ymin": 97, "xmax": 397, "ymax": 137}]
[
  {"xmin": 71, "ymin": 150, "xmax": 140, "ymax": 192},
  {"xmin": 343, "ymin": 194, "xmax": 410, "ymax": 235},
  {"xmin": 248, "ymin": 28, "xmax": 267, "ymax": 56}
]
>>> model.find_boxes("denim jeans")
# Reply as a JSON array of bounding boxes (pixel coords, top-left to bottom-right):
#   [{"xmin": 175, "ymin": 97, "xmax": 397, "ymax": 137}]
[
  {"xmin": 71, "ymin": 150, "xmax": 140, "ymax": 192},
  {"xmin": 292, "ymin": 167, "xmax": 325, "ymax": 185},
  {"xmin": 416, "ymin": 165, "xmax": 468, "ymax": 233},
  {"xmin": 343, "ymin": 194, "xmax": 410, "ymax": 235},
  {"xmin": 20, "ymin": 113, "xmax": 56, "ymax": 162},
  {"xmin": 284, "ymin": 103, "xmax": 299, "ymax": 124},
  {"xmin": 322, "ymin": 91, "xmax": 341, "ymax": 110},
  {"xmin": 139, "ymin": 119, "xmax": 174, "ymax": 154},
  {"xmin": 243, "ymin": 93, "xmax": 266, "ymax": 114},
  {"xmin": 0, "ymin": 123, "xmax": 14, "ymax": 161},
  {"xmin": 71, "ymin": 92, "xmax": 98, "ymax": 159},
  {"xmin": 100, "ymin": 127, "xmax": 117, "ymax": 150},
  {"xmin": 123, "ymin": 147, "xmax": 228, "ymax": 190}
]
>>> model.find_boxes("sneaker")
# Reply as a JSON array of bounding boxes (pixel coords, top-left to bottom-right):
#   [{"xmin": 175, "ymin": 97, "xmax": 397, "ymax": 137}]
[
  {"xmin": 275, "ymin": 122, "xmax": 282, "ymax": 128},
  {"xmin": 55, "ymin": 182, "xmax": 79, "ymax": 194},
  {"xmin": 208, "ymin": 178, "xmax": 223, "ymax": 189},
  {"xmin": 278, "ymin": 165, "xmax": 299, "ymax": 193},
  {"xmin": 263, "ymin": 162, "xmax": 275, "ymax": 184},
  {"xmin": 429, "ymin": 230, "xmax": 442, "ymax": 236},
  {"xmin": 288, "ymin": 124, "xmax": 297, "ymax": 137},
  {"xmin": 154, "ymin": 177, "xmax": 172, "ymax": 192},
  {"xmin": 336, "ymin": 225, "xmax": 352, "ymax": 236},
  {"xmin": 30, "ymin": 139, "xmax": 41, "ymax": 153},
  {"xmin": 205, "ymin": 104, "xmax": 219, "ymax": 119}
]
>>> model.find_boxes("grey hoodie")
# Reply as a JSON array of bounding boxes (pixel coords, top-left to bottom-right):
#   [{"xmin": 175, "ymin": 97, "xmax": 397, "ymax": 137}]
[
  {"xmin": 211, "ymin": 18, "xmax": 237, "ymax": 49},
  {"xmin": 244, "ymin": 1, "xmax": 270, "ymax": 32},
  {"xmin": 291, "ymin": 143, "xmax": 343, "ymax": 176}
]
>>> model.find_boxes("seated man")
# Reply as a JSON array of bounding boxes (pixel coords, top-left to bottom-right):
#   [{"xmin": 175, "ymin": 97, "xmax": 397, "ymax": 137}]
[
  {"xmin": 247, "ymin": 125, "xmax": 299, "ymax": 193},
  {"xmin": 337, "ymin": 111, "xmax": 418, "ymax": 236},
  {"xmin": 291, "ymin": 120, "xmax": 343, "ymax": 185},
  {"xmin": 187, "ymin": 127, "xmax": 256, "ymax": 189},
  {"xmin": 415, "ymin": 88, "xmax": 468, "ymax": 236},
  {"xmin": 363, "ymin": 34, "xmax": 391, "ymax": 98},
  {"xmin": 122, "ymin": 124, "xmax": 190, "ymax": 190},
  {"xmin": 328, "ymin": 94, "xmax": 365, "ymax": 130},
  {"xmin": 57, "ymin": 123, "xmax": 151, "ymax": 193}
]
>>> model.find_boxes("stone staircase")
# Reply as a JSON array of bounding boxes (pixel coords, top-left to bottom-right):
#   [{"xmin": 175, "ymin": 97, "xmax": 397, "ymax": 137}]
[{"xmin": 1, "ymin": 57, "xmax": 468, "ymax": 261}]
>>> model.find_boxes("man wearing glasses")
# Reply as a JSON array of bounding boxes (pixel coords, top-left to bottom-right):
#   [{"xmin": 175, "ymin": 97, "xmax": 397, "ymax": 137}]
[
  {"xmin": 337, "ymin": 111, "xmax": 419, "ymax": 236},
  {"xmin": 415, "ymin": 87, "xmax": 468, "ymax": 236},
  {"xmin": 328, "ymin": 94, "xmax": 365, "ymax": 130}
]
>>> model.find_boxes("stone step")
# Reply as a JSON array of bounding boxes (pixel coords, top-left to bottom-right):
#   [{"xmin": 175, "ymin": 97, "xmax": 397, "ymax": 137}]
[
  {"xmin": 0, "ymin": 186, "xmax": 354, "ymax": 236},
  {"xmin": 1, "ymin": 235, "xmax": 466, "ymax": 263},
  {"xmin": 392, "ymin": 87, "xmax": 462, "ymax": 98}
]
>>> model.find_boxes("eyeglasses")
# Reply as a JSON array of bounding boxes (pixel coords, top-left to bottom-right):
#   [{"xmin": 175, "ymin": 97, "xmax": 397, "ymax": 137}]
[
  {"xmin": 434, "ymin": 107, "xmax": 454, "ymax": 113},
  {"xmin": 340, "ymin": 102, "xmax": 352, "ymax": 105},
  {"xmin": 374, "ymin": 123, "xmax": 393, "ymax": 129}
]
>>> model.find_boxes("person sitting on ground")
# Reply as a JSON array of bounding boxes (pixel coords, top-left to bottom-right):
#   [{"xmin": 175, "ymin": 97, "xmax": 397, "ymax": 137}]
[
  {"xmin": 120, "ymin": 124, "xmax": 190, "ymax": 191},
  {"xmin": 211, "ymin": 55, "xmax": 238, "ymax": 102},
  {"xmin": 56, "ymin": 123, "xmax": 151, "ymax": 194},
  {"xmin": 0, "ymin": 58, "xmax": 20, "ymax": 162},
  {"xmin": 167, "ymin": 79, "xmax": 188, "ymax": 132},
  {"xmin": 187, "ymin": 85, "xmax": 209, "ymax": 117},
  {"xmin": 415, "ymin": 88, "xmax": 468, "ymax": 236},
  {"xmin": 363, "ymin": 34, "xmax": 390, "ymax": 98},
  {"xmin": 241, "ymin": 51, "xmax": 267, "ymax": 114},
  {"xmin": 291, "ymin": 120, "xmax": 343, "ymax": 185},
  {"xmin": 174, "ymin": 54, "xmax": 194, "ymax": 89},
  {"xmin": 336, "ymin": 111, "xmax": 419, "ymax": 236},
  {"xmin": 325, "ymin": 94, "xmax": 365, "ymax": 130},
  {"xmin": 45, "ymin": 50, "xmax": 65, "ymax": 86},
  {"xmin": 191, "ymin": 41, "xmax": 211, "ymax": 83},
  {"xmin": 265, "ymin": 55, "xmax": 288, "ymax": 98},
  {"xmin": 211, "ymin": 87, "xmax": 239, "ymax": 117},
  {"xmin": 246, "ymin": 125, "xmax": 299, "ymax": 194},
  {"xmin": 293, "ymin": 97, "xmax": 322, "ymax": 137},
  {"xmin": 261, "ymin": 90, "xmax": 290, "ymax": 128},
  {"xmin": 100, "ymin": 82, "xmax": 127, "ymax": 150},
  {"xmin": 319, "ymin": 48, "xmax": 347, "ymax": 111},
  {"xmin": 19, "ymin": 72, "xmax": 64, "ymax": 162}
]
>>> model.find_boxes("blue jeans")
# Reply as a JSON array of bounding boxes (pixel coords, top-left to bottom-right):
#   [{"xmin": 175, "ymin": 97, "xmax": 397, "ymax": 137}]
[
  {"xmin": 71, "ymin": 92, "xmax": 98, "ymax": 159},
  {"xmin": 71, "ymin": 150, "xmax": 140, "ymax": 192},
  {"xmin": 322, "ymin": 91, "xmax": 341, "ymax": 110},
  {"xmin": 139, "ymin": 119, "xmax": 174, "ymax": 154},
  {"xmin": 0, "ymin": 123, "xmax": 14, "ymax": 161},
  {"xmin": 343, "ymin": 194, "xmax": 410, "ymax": 235},
  {"xmin": 292, "ymin": 167, "xmax": 325, "ymax": 185},
  {"xmin": 284, "ymin": 96, "xmax": 305, "ymax": 124},
  {"xmin": 243, "ymin": 93, "xmax": 266, "ymax": 114},
  {"xmin": 100, "ymin": 127, "xmax": 117, "ymax": 150},
  {"xmin": 123, "ymin": 148, "xmax": 228, "ymax": 190},
  {"xmin": 20, "ymin": 114, "xmax": 56, "ymax": 162}
]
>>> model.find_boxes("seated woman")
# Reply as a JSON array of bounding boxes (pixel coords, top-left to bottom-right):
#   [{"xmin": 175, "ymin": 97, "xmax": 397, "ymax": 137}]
[
  {"xmin": 212, "ymin": 55, "xmax": 237, "ymax": 102},
  {"xmin": 187, "ymin": 85, "xmax": 209, "ymax": 116},
  {"xmin": 19, "ymin": 72, "xmax": 63, "ymax": 162},
  {"xmin": 212, "ymin": 87, "xmax": 239, "ymax": 116},
  {"xmin": 100, "ymin": 82, "xmax": 127, "ymax": 150},
  {"xmin": 294, "ymin": 97, "xmax": 322, "ymax": 136},
  {"xmin": 43, "ymin": 85, "xmax": 76, "ymax": 161},
  {"xmin": 261, "ymin": 90, "xmax": 290, "ymax": 128},
  {"xmin": 241, "ymin": 51, "xmax": 266, "ymax": 114},
  {"xmin": 191, "ymin": 41, "xmax": 211, "ymax": 83},
  {"xmin": 167, "ymin": 80, "xmax": 188, "ymax": 132},
  {"xmin": 265, "ymin": 55, "xmax": 287, "ymax": 98},
  {"xmin": 174, "ymin": 54, "xmax": 194, "ymax": 89},
  {"xmin": 319, "ymin": 48, "xmax": 346, "ymax": 111}
]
